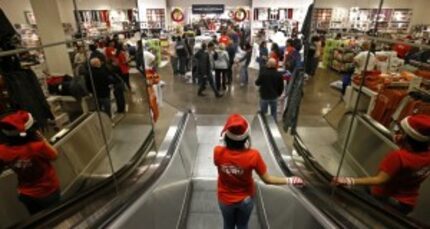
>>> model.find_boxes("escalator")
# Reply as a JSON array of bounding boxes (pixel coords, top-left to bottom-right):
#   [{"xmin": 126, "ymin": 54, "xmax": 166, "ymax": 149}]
[{"xmin": 16, "ymin": 112, "xmax": 428, "ymax": 228}]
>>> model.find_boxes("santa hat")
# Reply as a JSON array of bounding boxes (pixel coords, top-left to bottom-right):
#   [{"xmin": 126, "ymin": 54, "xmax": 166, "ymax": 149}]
[
  {"xmin": 0, "ymin": 111, "xmax": 34, "ymax": 137},
  {"xmin": 400, "ymin": 115, "xmax": 430, "ymax": 142},
  {"xmin": 221, "ymin": 114, "xmax": 249, "ymax": 141}
]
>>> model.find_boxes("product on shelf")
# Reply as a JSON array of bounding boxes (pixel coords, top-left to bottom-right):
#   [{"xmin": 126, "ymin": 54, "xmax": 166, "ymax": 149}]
[{"xmin": 331, "ymin": 47, "xmax": 356, "ymax": 72}]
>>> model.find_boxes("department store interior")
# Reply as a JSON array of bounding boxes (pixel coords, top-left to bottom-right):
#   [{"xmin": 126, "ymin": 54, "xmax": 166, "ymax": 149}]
[{"xmin": 1, "ymin": 0, "xmax": 430, "ymax": 228}]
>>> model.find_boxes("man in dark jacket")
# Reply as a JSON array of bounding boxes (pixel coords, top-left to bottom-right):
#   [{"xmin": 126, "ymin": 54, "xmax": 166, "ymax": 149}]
[
  {"xmin": 195, "ymin": 42, "xmax": 221, "ymax": 97},
  {"xmin": 255, "ymin": 58, "xmax": 284, "ymax": 121},
  {"xmin": 89, "ymin": 44, "xmax": 106, "ymax": 64},
  {"xmin": 86, "ymin": 58, "xmax": 114, "ymax": 117}
]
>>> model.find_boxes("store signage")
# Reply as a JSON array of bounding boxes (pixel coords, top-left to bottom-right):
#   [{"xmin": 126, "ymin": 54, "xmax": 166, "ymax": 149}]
[{"xmin": 192, "ymin": 4, "xmax": 225, "ymax": 14}]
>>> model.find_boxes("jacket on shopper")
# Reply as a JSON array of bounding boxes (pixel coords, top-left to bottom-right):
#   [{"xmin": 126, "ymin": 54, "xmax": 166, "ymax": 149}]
[
  {"xmin": 195, "ymin": 49, "xmax": 211, "ymax": 77},
  {"xmin": 255, "ymin": 67, "xmax": 284, "ymax": 100},
  {"xmin": 85, "ymin": 66, "xmax": 114, "ymax": 98},
  {"xmin": 238, "ymin": 49, "xmax": 252, "ymax": 66},
  {"xmin": 2, "ymin": 69, "xmax": 54, "ymax": 127},
  {"xmin": 214, "ymin": 50, "xmax": 230, "ymax": 70}
]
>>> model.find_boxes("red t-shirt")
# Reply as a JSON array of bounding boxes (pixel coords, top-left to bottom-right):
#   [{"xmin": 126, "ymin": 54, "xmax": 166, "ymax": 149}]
[
  {"xmin": 0, "ymin": 141, "xmax": 60, "ymax": 198},
  {"xmin": 214, "ymin": 146, "xmax": 267, "ymax": 205},
  {"xmin": 219, "ymin": 35, "xmax": 231, "ymax": 46},
  {"xmin": 115, "ymin": 52, "xmax": 129, "ymax": 74},
  {"xmin": 393, "ymin": 43, "xmax": 412, "ymax": 59},
  {"xmin": 105, "ymin": 47, "xmax": 116, "ymax": 61},
  {"xmin": 372, "ymin": 149, "xmax": 430, "ymax": 206}
]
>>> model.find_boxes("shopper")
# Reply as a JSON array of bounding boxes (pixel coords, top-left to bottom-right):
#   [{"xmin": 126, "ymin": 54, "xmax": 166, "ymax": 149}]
[
  {"xmin": 89, "ymin": 44, "xmax": 106, "ymax": 64},
  {"xmin": 195, "ymin": 42, "xmax": 221, "ymax": 97},
  {"xmin": 176, "ymin": 36, "xmax": 189, "ymax": 77},
  {"xmin": 214, "ymin": 114, "xmax": 304, "ymax": 229},
  {"xmin": 226, "ymin": 41, "xmax": 236, "ymax": 85},
  {"xmin": 284, "ymin": 39, "xmax": 300, "ymax": 73},
  {"xmin": 169, "ymin": 36, "xmax": 178, "ymax": 76},
  {"xmin": 334, "ymin": 115, "xmax": 430, "ymax": 215},
  {"xmin": 106, "ymin": 60, "xmax": 126, "ymax": 114},
  {"xmin": 214, "ymin": 44, "xmax": 230, "ymax": 91},
  {"xmin": 353, "ymin": 41, "xmax": 376, "ymax": 74},
  {"xmin": 86, "ymin": 58, "xmax": 114, "ymax": 117},
  {"xmin": 291, "ymin": 31, "xmax": 302, "ymax": 52},
  {"xmin": 105, "ymin": 40, "xmax": 116, "ymax": 62},
  {"xmin": 236, "ymin": 43, "xmax": 252, "ymax": 87},
  {"xmin": 305, "ymin": 36, "xmax": 322, "ymax": 77},
  {"xmin": 255, "ymin": 58, "xmax": 284, "ymax": 121},
  {"xmin": 113, "ymin": 44, "xmax": 131, "ymax": 90},
  {"xmin": 73, "ymin": 46, "xmax": 87, "ymax": 67},
  {"xmin": 258, "ymin": 41, "xmax": 269, "ymax": 68},
  {"xmin": 219, "ymin": 30, "xmax": 231, "ymax": 47},
  {"xmin": 269, "ymin": 43, "xmax": 281, "ymax": 69},
  {"xmin": 0, "ymin": 110, "xmax": 60, "ymax": 214}
]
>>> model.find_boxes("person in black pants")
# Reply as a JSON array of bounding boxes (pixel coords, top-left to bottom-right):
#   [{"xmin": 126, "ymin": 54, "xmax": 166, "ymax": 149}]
[
  {"xmin": 226, "ymin": 42, "xmax": 236, "ymax": 85},
  {"xmin": 176, "ymin": 37, "xmax": 189, "ymax": 77},
  {"xmin": 255, "ymin": 58, "xmax": 284, "ymax": 121},
  {"xmin": 106, "ymin": 60, "xmax": 126, "ymax": 113},
  {"xmin": 86, "ymin": 58, "xmax": 114, "ymax": 117},
  {"xmin": 214, "ymin": 44, "xmax": 230, "ymax": 91},
  {"xmin": 195, "ymin": 43, "xmax": 222, "ymax": 98}
]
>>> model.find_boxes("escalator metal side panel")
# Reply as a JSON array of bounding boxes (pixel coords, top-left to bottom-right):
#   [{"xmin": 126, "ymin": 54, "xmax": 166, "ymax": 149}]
[
  {"xmin": 107, "ymin": 112, "xmax": 199, "ymax": 229},
  {"xmin": 252, "ymin": 115, "xmax": 338, "ymax": 229}
]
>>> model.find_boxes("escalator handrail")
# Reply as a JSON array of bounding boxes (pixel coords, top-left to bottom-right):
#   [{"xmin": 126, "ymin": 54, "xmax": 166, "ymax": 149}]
[
  {"xmin": 14, "ymin": 129, "xmax": 155, "ymax": 228},
  {"xmin": 259, "ymin": 114, "xmax": 350, "ymax": 228},
  {"xmin": 258, "ymin": 113, "xmax": 293, "ymax": 177},
  {"xmin": 87, "ymin": 111, "xmax": 190, "ymax": 228},
  {"xmin": 292, "ymin": 134, "xmax": 427, "ymax": 228}
]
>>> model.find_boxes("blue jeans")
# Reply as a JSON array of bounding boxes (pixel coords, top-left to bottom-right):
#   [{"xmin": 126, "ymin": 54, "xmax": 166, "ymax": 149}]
[
  {"xmin": 240, "ymin": 65, "xmax": 249, "ymax": 85},
  {"xmin": 219, "ymin": 197, "xmax": 254, "ymax": 229},
  {"xmin": 260, "ymin": 99, "xmax": 278, "ymax": 121}
]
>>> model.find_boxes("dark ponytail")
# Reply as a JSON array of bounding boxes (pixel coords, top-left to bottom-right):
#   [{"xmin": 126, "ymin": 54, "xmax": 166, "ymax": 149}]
[{"xmin": 224, "ymin": 135, "xmax": 251, "ymax": 150}]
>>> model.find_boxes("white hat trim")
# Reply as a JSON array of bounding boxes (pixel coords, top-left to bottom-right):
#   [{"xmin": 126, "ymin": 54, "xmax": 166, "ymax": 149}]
[
  {"xmin": 401, "ymin": 117, "xmax": 430, "ymax": 142},
  {"xmin": 225, "ymin": 127, "xmax": 249, "ymax": 141},
  {"xmin": 24, "ymin": 113, "xmax": 34, "ymax": 131}
]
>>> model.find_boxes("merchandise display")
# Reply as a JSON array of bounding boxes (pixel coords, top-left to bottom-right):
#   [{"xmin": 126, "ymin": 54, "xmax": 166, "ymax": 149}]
[
  {"xmin": 312, "ymin": 7, "xmax": 413, "ymax": 33},
  {"xmin": 76, "ymin": 9, "xmax": 138, "ymax": 35},
  {"xmin": 331, "ymin": 47, "xmax": 356, "ymax": 72}
]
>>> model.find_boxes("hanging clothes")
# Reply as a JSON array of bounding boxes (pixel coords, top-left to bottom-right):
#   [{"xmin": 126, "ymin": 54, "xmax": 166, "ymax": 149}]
[
  {"xmin": 127, "ymin": 9, "xmax": 133, "ymax": 22},
  {"xmin": 1, "ymin": 69, "xmax": 54, "ymax": 127},
  {"xmin": 287, "ymin": 9, "xmax": 293, "ymax": 19}
]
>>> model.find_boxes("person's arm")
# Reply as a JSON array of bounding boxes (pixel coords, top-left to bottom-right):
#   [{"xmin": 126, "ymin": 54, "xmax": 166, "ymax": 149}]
[
  {"xmin": 37, "ymin": 131, "xmax": 58, "ymax": 160},
  {"xmin": 334, "ymin": 151, "xmax": 400, "ymax": 187},
  {"xmin": 255, "ymin": 152, "xmax": 303, "ymax": 186},
  {"xmin": 225, "ymin": 52, "xmax": 230, "ymax": 64},
  {"xmin": 333, "ymin": 171, "xmax": 391, "ymax": 187}
]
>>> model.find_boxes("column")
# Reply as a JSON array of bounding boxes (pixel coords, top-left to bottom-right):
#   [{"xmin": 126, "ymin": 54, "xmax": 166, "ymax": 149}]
[{"xmin": 30, "ymin": 0, "xmax": 73, "ymax": 75}]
